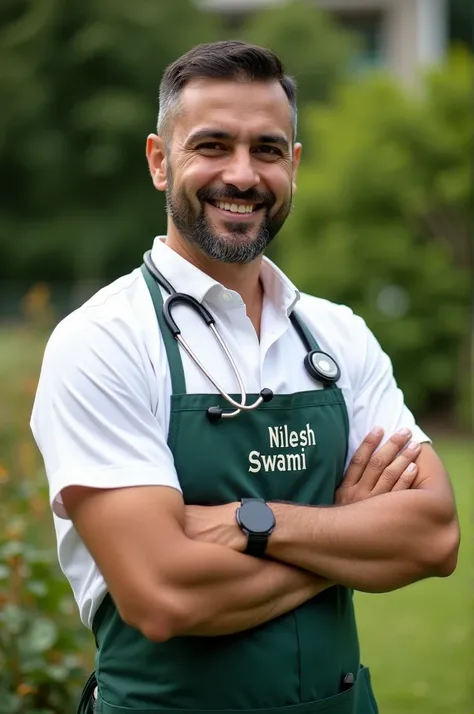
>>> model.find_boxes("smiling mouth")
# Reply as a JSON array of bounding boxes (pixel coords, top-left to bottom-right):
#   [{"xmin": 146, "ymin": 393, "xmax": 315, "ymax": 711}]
[{"xmin": 207, "ymin": 200, "xmax": 264, "ymax": 215}]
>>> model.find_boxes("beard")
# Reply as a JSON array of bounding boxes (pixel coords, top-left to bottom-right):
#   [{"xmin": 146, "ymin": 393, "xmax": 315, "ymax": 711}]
[{"xmin": 165, "ymin": 170, "xmax": 292, "ymax": 264}]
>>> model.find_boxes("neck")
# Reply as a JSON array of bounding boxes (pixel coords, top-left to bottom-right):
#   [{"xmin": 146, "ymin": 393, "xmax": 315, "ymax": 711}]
[{"xmin": 165, "ymin": 231, "xmax": 264, "ymax": 336}]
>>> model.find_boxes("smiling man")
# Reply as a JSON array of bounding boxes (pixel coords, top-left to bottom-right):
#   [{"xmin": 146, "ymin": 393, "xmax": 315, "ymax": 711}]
[
  {"xmin": 159, "ymin": 81, "xmax": 295, "ymax": 267},
  {"xmin": 30, "ymin": 41, "xmax": 459, "ymax": 714}
]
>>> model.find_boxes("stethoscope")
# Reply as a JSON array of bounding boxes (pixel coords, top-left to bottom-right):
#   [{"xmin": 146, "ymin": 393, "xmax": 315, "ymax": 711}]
[{"xmin": 143, "ymin": 250, "xmax": 341, "ymax": 421}]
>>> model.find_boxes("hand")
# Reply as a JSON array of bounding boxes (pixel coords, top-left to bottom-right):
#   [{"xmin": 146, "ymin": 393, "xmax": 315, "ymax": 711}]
[
  {"xmin": 184, "ymin": 502, "xmax": 246, "ymax": 552},
  {"xmin": 335, "ymin": 427, "xmax": 421, "ymax": 506}
]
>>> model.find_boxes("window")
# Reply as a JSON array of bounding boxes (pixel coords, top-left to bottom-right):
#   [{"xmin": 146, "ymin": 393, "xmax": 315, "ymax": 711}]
[{"xmin": 335, "ymin": 11, "xmax": 385, "ymax": 73}]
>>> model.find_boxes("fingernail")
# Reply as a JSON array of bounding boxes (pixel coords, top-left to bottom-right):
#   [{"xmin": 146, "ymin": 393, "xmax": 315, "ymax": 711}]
[
  {"xmin": 397, "ymin": 428, "xmax": 412, "ymax": 437},
  {"xmin": 407, "ymin": 462, "xmax": 417, "ymax": 472},
  {"xmin": 370, "ymin": 426, "xmax": 383, "ymax": 436},
  {"xmin": 406, "ymin": 441, "xmax": 420, "ymax": 451}
]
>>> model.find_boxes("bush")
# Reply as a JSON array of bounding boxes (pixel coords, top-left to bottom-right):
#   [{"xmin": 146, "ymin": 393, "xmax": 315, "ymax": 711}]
[
  {"xmin": 0, "ymin": 0, "xmax": 220, "ymax": 284},
  {"xmin": 239, "ymin": 0, "xmax": 356, "ymax": 107},
  {"xmin": 276, "ymin": 50, "xmax": 472, "ymax": 425},
  {"xmin": 0, "ymin": 292, "xmax": 93, "ymax": 713}
]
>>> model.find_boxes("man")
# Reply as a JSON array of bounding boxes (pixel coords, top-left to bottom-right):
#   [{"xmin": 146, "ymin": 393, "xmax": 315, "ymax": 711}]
[{"xmin": 31, "ymin": 41, "xmax": 459, "ymax": 714}]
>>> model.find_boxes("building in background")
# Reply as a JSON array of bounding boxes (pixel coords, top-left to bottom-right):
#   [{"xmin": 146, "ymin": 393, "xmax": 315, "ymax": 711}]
[{"xmin": 198, "ymin": 0, "xmax": 448, "ymax": 85}]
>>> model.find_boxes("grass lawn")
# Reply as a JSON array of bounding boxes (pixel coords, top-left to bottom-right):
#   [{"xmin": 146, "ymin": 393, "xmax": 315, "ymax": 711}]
[{"xmin": 356, "ymin": 438, "xmax": 473, "ymax": 714}]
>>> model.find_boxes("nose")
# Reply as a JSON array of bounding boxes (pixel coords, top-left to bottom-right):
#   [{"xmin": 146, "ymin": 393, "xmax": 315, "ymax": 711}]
[{"xmin": 221, "ymin": 148, "xmax": 260, "ymax": 192}]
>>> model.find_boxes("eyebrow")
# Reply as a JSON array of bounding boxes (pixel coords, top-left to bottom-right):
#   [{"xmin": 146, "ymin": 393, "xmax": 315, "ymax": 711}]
[{"xmin": 186, "ymin": 128, "xmax": 290, "ymax": 152}]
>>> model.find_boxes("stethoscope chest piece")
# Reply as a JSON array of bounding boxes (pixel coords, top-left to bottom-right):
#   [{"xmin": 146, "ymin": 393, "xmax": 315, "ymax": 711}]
[{"xmin": 304, "ymin": 350, "xmax": 341, "ymax": 385}]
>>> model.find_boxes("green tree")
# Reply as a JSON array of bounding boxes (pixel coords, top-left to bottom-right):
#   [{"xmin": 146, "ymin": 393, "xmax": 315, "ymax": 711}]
[
  {"xmin": 239, "ymin": 0, "xmax": 356, "ymax": 108},
  {"xmin": 276, "ymin": 50, "xmax": 472, "ymax": 425},
  {"xmin": 0, "ymin": 0, "xmax": 219, "ymax": 284}
]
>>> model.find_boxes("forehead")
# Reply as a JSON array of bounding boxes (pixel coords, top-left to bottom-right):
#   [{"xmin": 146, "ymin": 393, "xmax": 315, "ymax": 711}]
[{"xmin": 174, "ymin": 78, "xmax": 293, "ymax": 142}]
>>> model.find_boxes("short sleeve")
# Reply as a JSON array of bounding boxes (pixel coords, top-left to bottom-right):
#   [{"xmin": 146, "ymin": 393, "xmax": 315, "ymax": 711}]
[
  {"xmin": 348, "ymin": 316, "xmax": 431, "ymax": 462},
  {"xmin": 30, "ymin": 311, "xmax": 181, "ymax": 520}
]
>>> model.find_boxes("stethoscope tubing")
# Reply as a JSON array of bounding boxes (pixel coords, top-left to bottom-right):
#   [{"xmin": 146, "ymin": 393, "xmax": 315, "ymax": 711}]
[
  {"xmin": 142, "ymin": 250, "xmax": 341, "ymax": 418},
  {"xmin": 143, "ymin": 251, "xmax": 271, "ymax": 418}
]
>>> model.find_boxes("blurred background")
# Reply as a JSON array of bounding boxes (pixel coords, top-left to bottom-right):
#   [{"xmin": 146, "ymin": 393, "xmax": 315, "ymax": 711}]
[{"xmin": 0, "ymin": 0, "xmax": 472, "ymax": 712}]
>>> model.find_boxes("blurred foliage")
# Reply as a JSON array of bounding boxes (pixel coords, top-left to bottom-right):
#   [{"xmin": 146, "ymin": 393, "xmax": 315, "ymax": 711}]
[
  {"xmin": 0, "ymin": 291, "xmax": 92, "ymax": 712},
  {"xmin": 0, "ymin": 0, "xmax": 352, "ymax": 285},
  {"xmin": 278, "ymin": 49, "xmax": 473, "ymax": 425},
  {"xmin": 0, "ymin": 0, "xmax": 219, "ymax": 283},
  {"xmin": 237, "ymin": 0, "xmax": 356, "ymax": 109}
]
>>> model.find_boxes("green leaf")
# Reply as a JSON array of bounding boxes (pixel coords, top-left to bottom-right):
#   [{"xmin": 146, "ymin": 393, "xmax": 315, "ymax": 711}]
[
  {"xmin": 27, "ymin": 618, "xmax": 58, "ymax": 653},
  {"xmin": 0, "ymin": 693, "xmax": 22, "ymax": 714},
  {"xmin": 26, "ymin": 580, "xmax": 49, "ymax": 597},
  {"xmin": 0, "ymin": 604, "xmax": 26, "ymax": 633},
  {"xmin": 0, "ymin": 565, "xmax": 10, "ymax": 579},
  {"xmin": 0, "ymin": 541, "xmax": 24, "ymax": 559},
  {"xmin": 45, "ymin": 664, "xmax": 69, "ymax": 681}
]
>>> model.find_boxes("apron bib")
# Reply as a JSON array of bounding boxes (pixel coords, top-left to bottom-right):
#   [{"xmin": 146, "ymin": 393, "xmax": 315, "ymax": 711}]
[{"xmin": 77, "ymin": 265, "xmax": 378, "ymax": 714}]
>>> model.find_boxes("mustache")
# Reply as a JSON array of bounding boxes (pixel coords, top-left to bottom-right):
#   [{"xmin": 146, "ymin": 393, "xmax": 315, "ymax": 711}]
[{"xmin": 197, "ymin": 186, "xmax": 275, "ymax": 208}]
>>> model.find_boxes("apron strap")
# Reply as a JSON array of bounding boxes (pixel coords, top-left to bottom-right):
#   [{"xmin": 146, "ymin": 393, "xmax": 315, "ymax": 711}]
[{"xmin": 141, "ymin": 264, "xmax": 187, "ymax": 395}]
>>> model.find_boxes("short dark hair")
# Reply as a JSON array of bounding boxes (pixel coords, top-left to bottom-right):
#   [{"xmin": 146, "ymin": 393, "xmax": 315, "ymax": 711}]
[{"xmin": 158, "ymin": 40, "xmax": 297, "ymax": 141}]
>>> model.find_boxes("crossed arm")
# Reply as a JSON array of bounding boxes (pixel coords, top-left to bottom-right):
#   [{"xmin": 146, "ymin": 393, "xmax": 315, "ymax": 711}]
[
  {"xmin": 265, "ymin": 448, "xmax": 458, "ymax": 592},
  {"xmin": 62, "ymin": 427, "xmax": 459, "ymax": 642},
  {"xmin": 63, "ymin": 484, "xmax": 331, "ymax": 641},
  {"xmin": 185, "ymin": 431, "xmax": 460, "ymax": 593}
]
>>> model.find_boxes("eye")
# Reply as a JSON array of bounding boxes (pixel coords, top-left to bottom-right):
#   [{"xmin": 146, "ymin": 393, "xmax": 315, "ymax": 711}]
[
  {"xmin": 195, "ymin": 142, "xmax": 227, "ymax": 153},
  {"xmin": 253, "ymin": 145, "xmax": 283, "ymax": 158}
]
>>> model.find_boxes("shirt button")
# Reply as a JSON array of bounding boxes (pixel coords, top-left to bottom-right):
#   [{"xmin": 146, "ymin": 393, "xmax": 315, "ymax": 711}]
[{"xmin": 222, "ymin": 292, "xmax": 233, "ymax": 302}]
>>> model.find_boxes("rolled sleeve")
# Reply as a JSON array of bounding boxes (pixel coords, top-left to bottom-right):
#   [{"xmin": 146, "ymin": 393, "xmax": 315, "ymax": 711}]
[
  {"xmin": 348, "ymin": 316, "xmax": 430, "ymax": 464},
  {"xmin": 30, "ymin": 310, "xmax": 181, "ymax": 519}
]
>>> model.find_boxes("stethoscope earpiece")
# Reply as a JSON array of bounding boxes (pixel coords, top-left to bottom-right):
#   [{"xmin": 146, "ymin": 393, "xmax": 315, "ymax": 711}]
[{"xmin": 260, "ymin": 388, "xmax": 274, "ymax": 403}]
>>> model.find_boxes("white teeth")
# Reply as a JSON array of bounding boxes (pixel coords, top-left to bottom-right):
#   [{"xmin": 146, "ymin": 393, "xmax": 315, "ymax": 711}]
[{"xmin": 215, "ymin": 201, "xmax": 255, "ymax": 214}]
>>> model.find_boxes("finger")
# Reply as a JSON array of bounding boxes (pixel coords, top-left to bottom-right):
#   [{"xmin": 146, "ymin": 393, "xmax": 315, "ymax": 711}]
[
  {"xmin": 391, "ymin": 461, "xmax": 419, "ymax": 492},
  {"xmin": 370, "ymin": 440, "xmax": 421, "ymax": 496},
  {"xmin": 343, "ymin": 427, "xmax": 384, "ymax": 487},
  {"xmin": 360, "ymin": 428, "xmax": 414, "ymax": 490}
]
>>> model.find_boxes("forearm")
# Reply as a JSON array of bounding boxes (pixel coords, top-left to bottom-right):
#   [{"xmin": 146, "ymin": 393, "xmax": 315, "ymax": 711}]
[
  {"xmin": 170, "ymin": 539, "xmax": 332, "ymax": 637},
  {"xmin": 267, "ymin": 491, "xmax": 459, "ymax": 593}
]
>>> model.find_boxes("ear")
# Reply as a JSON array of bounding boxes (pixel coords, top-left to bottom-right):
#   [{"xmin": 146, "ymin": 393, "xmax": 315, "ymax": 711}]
[
  {"xmin": 146, "ymin": 134, "xmax": 168, "ymax": 192},
  {"xmin": 292, "ymin": 142, "xmax": 302, "ymax": 193}
]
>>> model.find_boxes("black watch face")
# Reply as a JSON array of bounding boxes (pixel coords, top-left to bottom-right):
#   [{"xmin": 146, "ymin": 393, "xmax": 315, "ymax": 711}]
[{"xmin": 240, "ymin": 501, "xmax": 275, "ymax": 534}]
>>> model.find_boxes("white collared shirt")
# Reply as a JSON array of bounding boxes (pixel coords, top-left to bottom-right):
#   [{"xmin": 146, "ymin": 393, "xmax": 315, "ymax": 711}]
[{"xmin": 30, "ymin": 237, "xmax": 429, "ymax": 628}]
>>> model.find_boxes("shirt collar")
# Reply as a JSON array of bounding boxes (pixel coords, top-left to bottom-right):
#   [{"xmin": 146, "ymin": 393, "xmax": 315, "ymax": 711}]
[
  {"xmin": 260, "ymin": 254, "xmax": 300, "ymax": 317},
  {"xmin": 149, "ymin": 236, "xmax": 300, "ymax": 316},
  {"xmin": 150, "ymin": 237, "xmax": 219, "ymax": 305}
]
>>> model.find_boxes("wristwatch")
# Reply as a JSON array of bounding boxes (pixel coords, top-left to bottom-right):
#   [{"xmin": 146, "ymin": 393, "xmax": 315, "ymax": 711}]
[{"xmin": 235, "ymin": 498, "xmax": 276, "ymax": 557}]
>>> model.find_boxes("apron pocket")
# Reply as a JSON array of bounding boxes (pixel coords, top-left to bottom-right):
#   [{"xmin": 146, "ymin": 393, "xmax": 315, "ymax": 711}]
[
  {"xmin": 354, "ymin": 666, "xmax": 378, "ymax": 714},
  {"xmin": 94, "ymin": 666, "xmax": 377, "ymax": 714}
]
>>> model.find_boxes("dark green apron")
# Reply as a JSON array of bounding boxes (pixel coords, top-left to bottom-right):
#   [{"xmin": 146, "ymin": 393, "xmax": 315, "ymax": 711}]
[{"xmin": 77, "ymin": 265, "xmax": 379, "ymax": 714}]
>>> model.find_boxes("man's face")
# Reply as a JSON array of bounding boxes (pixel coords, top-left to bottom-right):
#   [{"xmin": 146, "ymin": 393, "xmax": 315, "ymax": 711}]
[{"xmin": 149, "ymin": 78, "xmax": 301, "ymax": 264}]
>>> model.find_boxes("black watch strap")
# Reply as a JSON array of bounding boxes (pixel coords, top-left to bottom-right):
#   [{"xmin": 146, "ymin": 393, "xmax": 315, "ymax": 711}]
[
  {"xmin": 244, "ymin": 532, "xmax": 269, "ymax": 557},
  {"xmin": 240, "ymin": 498, "xmax": 271, "ymax": 557}
]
